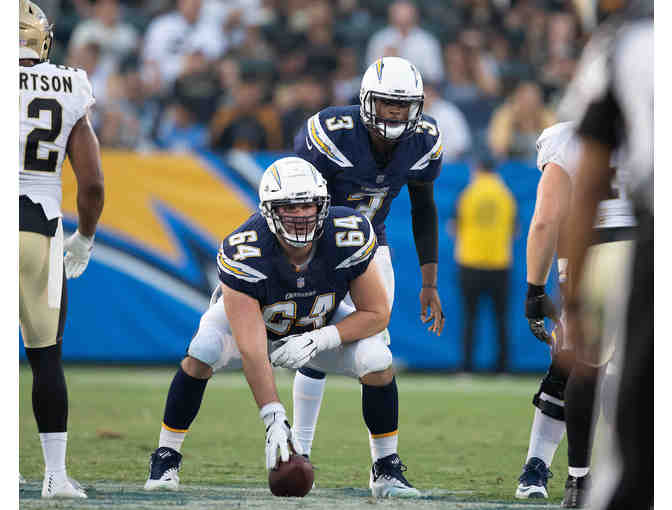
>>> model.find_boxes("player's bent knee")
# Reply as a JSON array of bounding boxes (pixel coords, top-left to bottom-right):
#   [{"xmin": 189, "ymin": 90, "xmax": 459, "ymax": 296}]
[
  {"xmin": 187, "ymin": 326, "xmax": 225, "ymax": 370},
  {"xmin": 181, "ymin": 355, "xmax": 212, "ymax": 379},
  {"xmin": 360, "ymin": 365, "xmax": 395, "ymax": 386},
  {"xmin": 357, "ymin": 342, "xmax": 393, "ymax": 378}
]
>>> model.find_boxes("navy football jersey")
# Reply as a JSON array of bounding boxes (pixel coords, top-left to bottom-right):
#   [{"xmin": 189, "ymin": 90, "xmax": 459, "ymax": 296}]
[
  {"xmin": 217, "ymin": 206, "xmax": 377, "ymax": 342},
  {"xmin": 294, "ymin": 105, "xmax": 443, "ymax": 244}
]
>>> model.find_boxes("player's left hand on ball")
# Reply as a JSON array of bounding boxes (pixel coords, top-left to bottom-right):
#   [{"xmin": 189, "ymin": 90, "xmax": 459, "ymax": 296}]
[
  {"xmin": 419, "ymin": 286, "xmax": 445, "ymax": 336},
  {"xmin": 260, "ymin": 402, "xmax": 303, "ymax": 470},
  {"xmin": 63, "ymin": 230, "xmax": 94, "ymax": 279},
  {"xmin": 270, "ymin": 326, "xmax": 341, "ymax": 369}
]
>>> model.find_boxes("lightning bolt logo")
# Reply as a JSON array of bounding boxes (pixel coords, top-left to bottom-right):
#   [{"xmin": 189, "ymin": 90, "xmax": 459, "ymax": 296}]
[
  {"xmin": 376, "ymin": 58, "xmax": 384, "ymax": 82},
  {"xmin": 60, "ymin": 151, "xmax": 256, "ymax": 301}
]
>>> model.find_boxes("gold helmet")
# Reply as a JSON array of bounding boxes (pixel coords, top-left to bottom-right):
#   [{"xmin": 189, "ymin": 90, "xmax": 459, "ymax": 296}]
[{"xmin": 19, "ymin": 0, "xmax": 53, "ymax": 61}]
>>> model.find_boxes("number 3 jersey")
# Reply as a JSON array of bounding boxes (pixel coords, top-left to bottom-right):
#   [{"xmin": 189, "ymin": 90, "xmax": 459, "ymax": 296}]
[
  {"xmin": 217, "ymin": 206, "xmax": 377, "ymax": 342},
  {"xmin": 293, "ymin": 105, "xmax": 443, "ymax": 245},
  {"xmin": 19, "ymin": 62, "xmax": 95, "ymax": 219}
]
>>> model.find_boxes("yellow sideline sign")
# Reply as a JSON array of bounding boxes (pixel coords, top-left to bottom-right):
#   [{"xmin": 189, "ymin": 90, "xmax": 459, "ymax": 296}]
[{"xmin": 61, "ymin": 151, "xmax": 253, "ymax": 259}]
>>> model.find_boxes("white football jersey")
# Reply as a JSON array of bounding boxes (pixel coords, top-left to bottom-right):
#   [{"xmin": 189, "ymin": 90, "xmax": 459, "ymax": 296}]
[
  {"xmin": 19, "ymin": 62, "xmax": 95, "ymax": 219},
  {"xmin": 536, "ymin": 122, "xmax": 636, "ymax": 229}
]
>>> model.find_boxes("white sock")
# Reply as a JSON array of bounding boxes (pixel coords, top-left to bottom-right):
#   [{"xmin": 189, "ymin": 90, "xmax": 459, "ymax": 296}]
[
  {"xmin": 292, "ymin": 372, "xmax": 326, "ymax": 456},
  {"xmin": 370, "ymin": 433, "xmax": 398, "ymax": 462},
  {"xmin": 159, "ymin": 426, "xmax": 186, "ymax": 453},
  {"xmin": 525, "ymin": 407, "xmax": 566, "ymax": 466},
  {"xmin": 39, "ymin": 432, "xmax": 67, "ymax": 477},
  {"xmin": 568, "ymin": 466, "xmax": 590, "ymax": 477}
]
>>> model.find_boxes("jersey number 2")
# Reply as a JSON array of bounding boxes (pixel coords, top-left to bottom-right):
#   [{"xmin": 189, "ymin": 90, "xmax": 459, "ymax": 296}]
[{"xmin": 24, "ymin": 98, "xmax": 63, "ymax": 173}]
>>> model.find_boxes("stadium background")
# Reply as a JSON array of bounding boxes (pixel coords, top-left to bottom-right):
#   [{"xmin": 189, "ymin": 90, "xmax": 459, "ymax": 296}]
[{"xmin": 20, "ymin": 0, "xmax": 587, "ymax": 372}]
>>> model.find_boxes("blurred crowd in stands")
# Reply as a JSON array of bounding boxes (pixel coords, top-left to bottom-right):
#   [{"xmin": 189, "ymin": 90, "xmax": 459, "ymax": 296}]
[{"xmin": 38, "ymin": 0, "xmax": 585, "ymax": 162}]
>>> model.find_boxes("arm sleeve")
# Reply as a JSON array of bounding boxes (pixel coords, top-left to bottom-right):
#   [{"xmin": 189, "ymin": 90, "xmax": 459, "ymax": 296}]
[{"xmin": 408, "ymin": 181, "xmax": 439, "ymax": 265}]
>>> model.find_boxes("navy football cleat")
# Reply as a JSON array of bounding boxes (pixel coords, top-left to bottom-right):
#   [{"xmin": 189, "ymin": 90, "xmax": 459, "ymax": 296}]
[
  {"xmin": 369, "ymin": 454, "xmax": 420, "ymax": 498},
  {"xmin": 515, "ymin": 457, "xmax": 553, "ymax": 499},
  {"xmin": 562, "ymin": 473, "xmax": 592, "ymax": 508},
  {"xmin": 144, "ymin": 447, "xmax": 182, "ymax": 491}
]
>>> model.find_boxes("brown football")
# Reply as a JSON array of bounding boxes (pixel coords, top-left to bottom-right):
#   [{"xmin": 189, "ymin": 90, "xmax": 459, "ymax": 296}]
[{"xmin": 268, "ymin": 454, "xmax": 314, "ymax": 497}]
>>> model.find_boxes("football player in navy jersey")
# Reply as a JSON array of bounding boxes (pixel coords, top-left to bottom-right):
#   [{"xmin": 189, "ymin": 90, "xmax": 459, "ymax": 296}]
[
  {"xmin": 292, "ymin": 56, "xmax": 444, "ymax": 487},
  {"xmin": 144, "ymin": 157, "xmax": 421, "ymax": 497}
]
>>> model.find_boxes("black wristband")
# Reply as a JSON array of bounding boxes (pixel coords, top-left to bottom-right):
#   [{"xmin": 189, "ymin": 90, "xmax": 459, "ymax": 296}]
[{"xmin": 526, "ymin": 283, "xmax": 545, "ymax": 298}]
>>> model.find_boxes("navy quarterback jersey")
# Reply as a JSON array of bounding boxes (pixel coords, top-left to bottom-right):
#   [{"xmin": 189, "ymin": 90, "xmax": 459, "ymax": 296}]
[
  {"xmin": 217, "ymin": 206, "xmax": 377, "ymax": 342},
  {"xmin": 293, "ymin": 105, "xmax": 443, "ymax": 244}
]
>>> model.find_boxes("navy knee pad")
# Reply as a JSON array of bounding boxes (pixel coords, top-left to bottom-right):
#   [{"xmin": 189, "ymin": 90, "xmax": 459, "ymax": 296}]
[{"xmin": 532, "ymin": 355, "xmax": 572, "ymax": 421}]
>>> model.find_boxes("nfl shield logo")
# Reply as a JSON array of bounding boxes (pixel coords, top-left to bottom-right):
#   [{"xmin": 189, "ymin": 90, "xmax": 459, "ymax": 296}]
[
  {"xmin": 376, "ymin": 175, "xmax": 385, "ymax": 184},
  {"xmin": 297, "ymin": 277, "xmax": 305, "ymax": 288}
]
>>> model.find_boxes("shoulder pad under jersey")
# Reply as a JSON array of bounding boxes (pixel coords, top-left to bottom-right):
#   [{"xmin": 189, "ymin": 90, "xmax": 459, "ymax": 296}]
[
  {"xmin": 409, "ymin": 113, "xmax": 444, "ymax": 172},
  {"xmin": 217, "ymin": 213, "xmax": 271, "ymax": 286},
  {"xmin": 321, "ymin": 206, "xmax": 378, "ymax": 273},
  {"xmin": 303, "ymin": 106, "xmax": 359, "ymax": 168},
  {"xmin": 536, "ymin": 121, "xmax": 581, "ymax": 178}
]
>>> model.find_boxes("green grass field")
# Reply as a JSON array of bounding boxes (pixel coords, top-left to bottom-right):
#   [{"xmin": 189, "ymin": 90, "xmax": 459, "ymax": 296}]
[{"xmin": 19, "ymin": 365, "xmax": 570, "ymax": 509}]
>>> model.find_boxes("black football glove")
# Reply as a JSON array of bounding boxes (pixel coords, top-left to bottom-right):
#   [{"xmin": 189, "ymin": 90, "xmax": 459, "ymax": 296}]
[{"xmin": 525, "ymin": 284, "xmax": 559, "ymax": 344}]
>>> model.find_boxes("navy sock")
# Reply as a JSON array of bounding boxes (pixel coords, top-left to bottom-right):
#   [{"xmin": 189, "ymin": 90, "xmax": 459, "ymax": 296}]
[
  {"xmin": 163, "ymin": 365, "xmax": 208, "ymax": 431},
  {"xmin": 25, "ymin": 342, "xmax": 68, "ymax": 433},
  {"xmin": 362, "ymin": 377, "xmax": 398, "ymax": 435}
]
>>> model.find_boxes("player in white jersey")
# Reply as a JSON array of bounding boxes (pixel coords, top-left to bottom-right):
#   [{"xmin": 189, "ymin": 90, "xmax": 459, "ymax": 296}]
[
  {"xmin": 560, "ymin": 2, "xmax": 653, "ymax": 508},
  {"xmin": 19, "ymin": 0, "xmax": 104, "ymax": 499},
  {"xmin": 515, "ymin": 121, "xmax": 636, "ymax": 507}
]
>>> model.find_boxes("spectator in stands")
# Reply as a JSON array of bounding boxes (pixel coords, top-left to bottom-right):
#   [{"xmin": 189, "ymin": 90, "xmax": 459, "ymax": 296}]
[
  {"xmin": 209, "ymin": 67, "xmax": 283, "ymax": 152},
  {"xmin": 277, "ymin": 73, "xmax": 330, "ymax": 150},
  {"xmin": 423, "ymin": 81, "xmax": 471, "ymax": 163},
  {"xmin": 98, "ymin": 72, "xmax": 142, "ymax": 149},
  {"xmin": 451, "ymin": 153, "xmax": 517, "ymax": 373},
  {"xmin": 457, "ymin": 28, "xmax": 500, "ymax": 97},
  {"xmin": 487, "ymin": 81, "xmax": 555, "ymax": 162},
  {"xmin": 442, "ymin": 36, "xmax": 498, "ymax": 105},
  {"xmin": 142, "ymin": 0, "xmax": 226, "ymax": 93},
  {"xmin": 365, "ymin": 0, "xmax": 443, "ymax": 83},
  {"xmin": 332, "ymin": 45, "xmax": 361, "ymax": 105},
  {"xmin": 96, "ymin": 53, "xmax": 160, "ymax": 150},
  {"xmin": 66, "ymin": 41, "xmax": 113, "ymax": 128},
  {"xmin": 171, "ymin": 50, "xmax": 222, "ymax": 125},
  {"xmin": 155, "ymin": 84, "xmax": 209, "ymax": 152},
  {"xmin": 68, "ymin": 0, "xmax": 139, "ymax": 71}
]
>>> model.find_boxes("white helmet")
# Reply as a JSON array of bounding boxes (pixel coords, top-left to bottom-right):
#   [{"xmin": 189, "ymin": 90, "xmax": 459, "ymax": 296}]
[
  {"xmin": 360, "ymin": 56, "xmax": 424, "ymax": 141},
  {"xmin": 259, "ymin": 157, "xmax": 330, "ymax": 248}
]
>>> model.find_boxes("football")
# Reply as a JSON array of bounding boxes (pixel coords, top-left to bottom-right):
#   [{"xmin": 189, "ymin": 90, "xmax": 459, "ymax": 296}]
[{"xmin": 268, "ymin": 454, "xmax": 314, "ymax": 497}]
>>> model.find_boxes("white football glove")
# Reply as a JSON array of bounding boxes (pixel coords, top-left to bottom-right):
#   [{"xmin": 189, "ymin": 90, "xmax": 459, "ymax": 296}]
[
  {"xmin": 260, "ymin": 402, "xmax": 303, "ymax": 470},
  {"xmin": 63, "ymin": 230, "xmax": 94, "ymax": 279},
  {"xmin": 270, "ymin": 325, "xmax": 341, "ymax": 369}
]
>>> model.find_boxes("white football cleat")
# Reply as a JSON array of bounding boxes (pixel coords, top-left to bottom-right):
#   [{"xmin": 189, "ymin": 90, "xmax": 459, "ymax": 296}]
[
  {"xmin": 41, "ymin": 473, "xmax": 87, "ymax": 499},
  {"xmin": 369, "ymin": 454, "xmax": 421, "ymax": 498},
  {"xmin": 144, "ymin": 447, "xmax": 182, "ymax": 491}
]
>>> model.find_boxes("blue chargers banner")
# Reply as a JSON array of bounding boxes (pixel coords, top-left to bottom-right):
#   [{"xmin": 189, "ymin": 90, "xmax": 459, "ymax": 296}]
[{"xmin": 20, "ymin": 150, "xmax": 556, "ymax": 371}]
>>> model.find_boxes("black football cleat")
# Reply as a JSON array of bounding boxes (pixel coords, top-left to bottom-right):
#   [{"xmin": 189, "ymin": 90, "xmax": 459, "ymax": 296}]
[
  {"xmin": 144, "ymin": 447, "xmax": 182, "ymax": 491},
  {"xmin": 562, "ymin": 473, "xmax": 592, "ymax": 508},
  {"xmin": 369, "ymin": 453, "xmax": 420, "ymax": 498}
]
